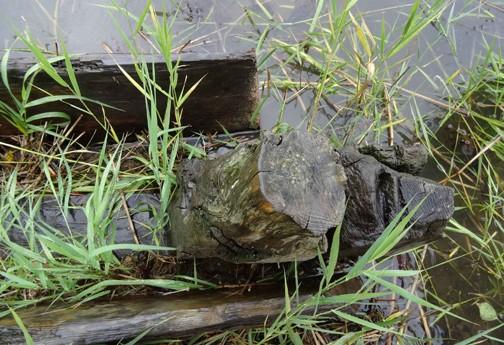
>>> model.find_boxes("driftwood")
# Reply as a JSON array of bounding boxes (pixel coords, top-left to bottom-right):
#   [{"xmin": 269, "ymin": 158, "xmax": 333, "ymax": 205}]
[
  {"xmin": 0, "ymin": 52, "xmax": 258, "ymax": 138},
  {"xmin": 169, "ymin": 131, "xmax": 347, "ymax": 263},
  {"xmin": 2, "ymin": 131, "xmax": 454, "ymax": 262},
  {"xmin": 0, "ymin": 279, "xmax": 360, "ymax": 345}
]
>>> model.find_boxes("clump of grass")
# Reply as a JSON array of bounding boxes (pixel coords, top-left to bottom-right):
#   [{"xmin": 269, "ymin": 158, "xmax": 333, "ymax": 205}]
[
  {"xmin": 417, "ymin": 46, "xmax": 504, "ymax": 331},
  {"xmin": 0, "ymin": 1, "xmax": 207, "ymax": 315},
  {"xmin": 253, "ymin": 0, "xmax": 448, "ymax": 144}
]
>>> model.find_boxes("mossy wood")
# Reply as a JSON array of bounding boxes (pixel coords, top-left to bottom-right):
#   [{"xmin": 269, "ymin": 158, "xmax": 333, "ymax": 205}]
[
  {"xmin": 169, "ymin": 131, "xmax": 347, "ymax": 263},
  {"xmin": 2, "ymin": 132, "xmax": 454, "ymax": 262},
  {"xmin": 0, "ymin": 279, "xmax": 360, "ymax": 345}
]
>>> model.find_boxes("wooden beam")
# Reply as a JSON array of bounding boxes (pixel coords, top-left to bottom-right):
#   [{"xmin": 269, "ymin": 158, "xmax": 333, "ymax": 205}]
[
  {"xmin": 0, "ymin": 52, "xmax": 258, "ymax": 139},
  {"xmin": 0, "ymin": 279, "xmax": 360, "ymax": 345}
]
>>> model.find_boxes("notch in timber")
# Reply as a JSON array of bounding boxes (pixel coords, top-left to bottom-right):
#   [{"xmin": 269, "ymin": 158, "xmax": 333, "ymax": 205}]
[{"xmin": 0, "ymin": 52, "xmax": 259, "ymax": 139}]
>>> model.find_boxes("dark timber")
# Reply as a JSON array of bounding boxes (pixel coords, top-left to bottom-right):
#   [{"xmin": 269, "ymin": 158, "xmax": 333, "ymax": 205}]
[
  {"xmin": 0, "ymin": 52, "xmax": 258, "ymax": 138},
  {"xmin": 357, "ymin": 143, "xmax": 429, "ymax": 175},
  {"xmin": 2, "ymin": 131, "xmax": 454, "ymax": 262},
  {"xmin": 0, "ymin": 279, "xmax": 360, "ymax": 345},
  {"xmin": 339, "ymin": 148, "xmax": 454, "ymax": 256}
]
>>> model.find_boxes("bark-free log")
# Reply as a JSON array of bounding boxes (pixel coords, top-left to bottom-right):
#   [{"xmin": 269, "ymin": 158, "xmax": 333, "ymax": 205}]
[
  {"xmin": 169, "ymin": 131, "xmax": 347, "ymax": 263},
  {"xmin": 339, "ymin": 148, "xmax": 454, "ymax": 256}
]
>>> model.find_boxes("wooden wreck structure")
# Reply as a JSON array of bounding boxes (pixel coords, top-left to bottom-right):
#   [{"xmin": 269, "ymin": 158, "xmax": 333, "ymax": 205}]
[{"xmin": 0, "ymin": 2, "xmax": 454, "ymax": 344}]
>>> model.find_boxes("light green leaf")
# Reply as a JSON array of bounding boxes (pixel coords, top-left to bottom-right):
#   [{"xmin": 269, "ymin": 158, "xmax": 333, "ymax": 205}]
[
  {"xmin": 0, "ymin": 272, "xmax": 38, "ymax": 289},
  {"xmin": 478, "ymin": 302, "xmax": 498, "ymax": 322},
  {"xmin": 9, "ymin": 307, "xmax": 34, "ymax": 345}
]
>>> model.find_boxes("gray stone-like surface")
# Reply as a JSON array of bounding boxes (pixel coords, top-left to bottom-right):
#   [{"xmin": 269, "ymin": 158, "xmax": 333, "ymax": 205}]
[
  {"xmin": 358, "ymin": 143, "xmax": 429, "ymax": 175},
  {"xmin": 339, "ymin": 148, "xmax": 453, "ymax": 253}
]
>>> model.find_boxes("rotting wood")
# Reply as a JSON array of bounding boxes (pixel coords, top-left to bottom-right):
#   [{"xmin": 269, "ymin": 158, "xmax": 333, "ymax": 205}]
[
  {"xmin": 0, "ymin": 52, "xmax": 258, "ymax": 139},
  {"xmin": 1, "ymin": 131, "xmax": 455, "ymax": 262},
  {"xmin": 357, "ymin": 143, "xmax": 428, "ymax": 175},
  {"xmin": 0, "ymin": 279, "xmax": 361, "ymax": 345},
  {"xmin": 339, "ymin": 148, "xmax": 454, "ymax": 256},
  {"xmin": 169, "ymin": 130, "xmax": 347, "ymax": 263}
]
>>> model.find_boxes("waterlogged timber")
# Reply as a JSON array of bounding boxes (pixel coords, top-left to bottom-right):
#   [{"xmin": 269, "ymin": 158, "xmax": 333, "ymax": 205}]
[
  {"xmin": 0, "ymin": 279, "xmax": 360, "ymax": 345},
  {"xmin": 357, "ymin": 143, "xmax": 429, "ymax": 175},
  {"xmin": 0, "ymin": 52, "xmax": 258, "ymax": 138},
  {"xmin": 340, "ymin": 148, "xmax": 454, "ymax": 256},
  {"xmin": 2, "ymin": 131, "xmax": 454, "ymax": 263},
  {"xmin": 169, "ymin": 130, "xmax": 347, "ymax": 263}
]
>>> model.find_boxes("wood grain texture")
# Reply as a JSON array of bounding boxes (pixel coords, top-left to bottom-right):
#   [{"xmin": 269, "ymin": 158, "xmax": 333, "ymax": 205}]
[
  {"xmin": 339, "ymin": 148, "xmax": 454, "ymax": 255},
  {"xmin": 169, "ymin": 131, "xmax": 347, "ymax": 263},
  {"xmin": 0, "ymin": 52, "xmax": 258, "ymax": 139},
  {"xmin": 1, "ymin": 133, "xmax": 455, "ymax": 262},
  {"xmin": 0, "ymin": 279, "xmax": 360, "ymax": 345},
  {"xmin": 357, "ymin": 143, "xmax": 429, "ymax": 175}
]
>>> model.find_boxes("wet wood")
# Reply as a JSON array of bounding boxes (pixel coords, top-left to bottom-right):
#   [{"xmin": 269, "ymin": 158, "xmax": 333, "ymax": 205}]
[
  {"xmin": 169, "ymin": 130, "xmax": 347, "ymax": 263},
  {"xmin": 0, "ymin": 279, "xmax": 360, "ymax": 345},
  {"xmin": 0, "ymin": 52, "xmax": 258, "ymax": 139},
  {"xmin": 357, "ymin": 143, "xmax": 428, "ymax": 175},
  {"xmin": 339, "ymin": 148, "xmax": 454, "ymax": 256},
  {"xmin": 2, "ymin": 132, "xmax": 454, "ymax": 262}
]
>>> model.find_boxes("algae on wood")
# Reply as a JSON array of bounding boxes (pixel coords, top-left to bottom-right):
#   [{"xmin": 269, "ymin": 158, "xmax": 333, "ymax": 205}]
[{"xmin": 169, "ymin": 131, "xmax": 347, "ymax": 263}]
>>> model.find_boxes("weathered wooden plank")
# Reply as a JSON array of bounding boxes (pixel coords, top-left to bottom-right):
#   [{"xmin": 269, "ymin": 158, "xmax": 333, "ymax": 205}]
[
  {"xmin": 0, "ymin": 279, "xmax": 360, "ymax": 345},
  {"xmin": 0, "ymin": 52, "xmax": 258, "ymax": 138}
]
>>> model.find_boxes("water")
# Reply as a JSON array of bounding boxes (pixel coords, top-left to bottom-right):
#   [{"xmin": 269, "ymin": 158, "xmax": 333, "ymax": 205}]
[{"xmin": 1, "ymin": 0, "xmax": 503, "ymax": 342}]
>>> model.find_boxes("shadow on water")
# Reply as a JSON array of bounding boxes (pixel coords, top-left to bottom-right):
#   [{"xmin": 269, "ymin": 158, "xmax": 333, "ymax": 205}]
[{"xmin": 1, "ymin": 0, "xmax": 503, "ymax": 343}]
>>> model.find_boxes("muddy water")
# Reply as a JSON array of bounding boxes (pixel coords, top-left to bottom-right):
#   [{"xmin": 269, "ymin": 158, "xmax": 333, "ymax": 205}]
[{"xmin": 1, "ymin": 0, "xmax": 503, "ymax": 343}]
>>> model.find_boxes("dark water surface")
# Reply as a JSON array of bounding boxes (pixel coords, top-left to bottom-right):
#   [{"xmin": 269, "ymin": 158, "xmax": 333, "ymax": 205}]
[{"xmin": 1, "ymin": 0, "xmax": 503, "ymax": 343}]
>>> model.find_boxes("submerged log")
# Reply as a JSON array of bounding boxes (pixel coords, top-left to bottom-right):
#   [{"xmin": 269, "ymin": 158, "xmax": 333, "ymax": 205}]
[
  {"xmin": 0, "ymin": 279, "xmax": 360, "ymax": 345},
  {"xmin": 169, "ymin": 131, "xmax": 347, "ymax": 263},
  {"xmin": 1, "ymin": 132, "xmax": 454, "ymax": 262},
  {"xmin": 0, "ymin": 52, "xmax": 258, "ymax": 138},
  {"xmin": 339, "ymin": 148, "xmax": 454, "ymax": 256}
]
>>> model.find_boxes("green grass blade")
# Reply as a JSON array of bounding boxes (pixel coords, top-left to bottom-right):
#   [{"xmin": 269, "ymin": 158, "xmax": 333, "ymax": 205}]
[{"xmin": 8, "ymin": 307, "xmax": 34, "ymax": 345}]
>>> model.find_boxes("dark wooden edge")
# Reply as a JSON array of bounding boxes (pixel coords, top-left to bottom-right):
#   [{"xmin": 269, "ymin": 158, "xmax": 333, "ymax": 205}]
[{"xmin": 0, "ymin": 51, "xmax": 259, "ymax": 139}]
